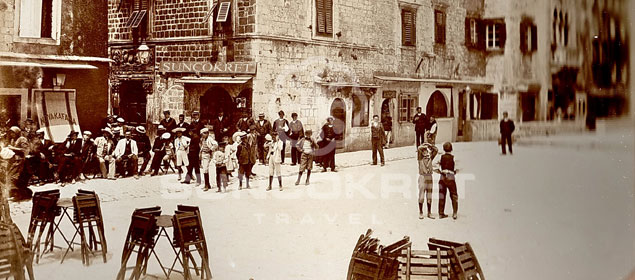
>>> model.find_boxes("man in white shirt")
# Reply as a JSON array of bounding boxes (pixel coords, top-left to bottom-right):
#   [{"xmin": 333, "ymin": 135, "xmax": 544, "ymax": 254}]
[
  {"xmin": 114, "ymin": 131, "xmax": 139, "ymax": 179},
  {"xmin": 173, "ymin": 127, "xmax": 190, "ymax": 181},
  {"xmin": 425, "ymin": 116, "xmax": 438, "ymax": 145},
  {"xmin": 95, "ymin": 128, "xmax": 116, "ymax": 179}
]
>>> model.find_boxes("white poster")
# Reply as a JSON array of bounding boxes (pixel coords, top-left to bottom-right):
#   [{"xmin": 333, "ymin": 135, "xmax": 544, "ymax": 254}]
[{"xmin": 34, "ymin": 89, "xmax": 81, "ymax": 143}]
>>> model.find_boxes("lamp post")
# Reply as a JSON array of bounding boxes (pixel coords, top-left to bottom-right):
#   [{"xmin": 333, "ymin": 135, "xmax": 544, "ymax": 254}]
[{"xmin": 137, "ymin": 43, "xmax": 150, "ymax": 65}]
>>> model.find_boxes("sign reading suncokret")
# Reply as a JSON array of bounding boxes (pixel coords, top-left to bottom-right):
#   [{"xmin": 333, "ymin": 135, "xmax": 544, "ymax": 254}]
[{"xmin": 159, "ymin": 61, "xmax": 257, "ymax": 75}]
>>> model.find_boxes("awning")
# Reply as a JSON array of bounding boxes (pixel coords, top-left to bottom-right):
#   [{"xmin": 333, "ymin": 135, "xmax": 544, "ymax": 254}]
[
  {"xmin": 0, "ymin": 60, "xmax": 98, "ymax": 69},
  {"xmin": 177, "ymin": 76, "xmax": 253, "ymax": 84},
  {"xmin": 374, "ymin": 75, "xmax": 493, "ymax": 86},
  {"xmin": 315, "ymin": 81, "xmax": 381, "ymax": 88},
  {"xmin": 0, "ymin": 51, "xmax": 112, "ymax": 63}
]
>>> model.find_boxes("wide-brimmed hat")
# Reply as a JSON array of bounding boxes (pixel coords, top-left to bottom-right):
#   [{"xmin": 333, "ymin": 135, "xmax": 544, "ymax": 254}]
[
  {"xmin": 258, "ymin": 113, "xmax": 265, "ymax": 117},
  {"xmin": 264, "ymin": 134, "xmax": 272, "ymax": 141},
  {"xmin": 232, "ymin": 131, "xmax": 246, "ymax": 143},
  {"xmin": 101, "ymin": 127, "xmax": 112, "ymax": 135},
  {"xmin": 117, "ymin": 117, "xmax": 125, "ymax": 123},
  {"xmin": 112, "ymin": 127, "xmax": 122, "ymax": 133},
  {"xmin": 192, "ymin": 111, "xmax": 200, "ymax": 116},
  {"xmin": 200, "ymin": 128, "xmax": 209, "ymax": 134},
  {"xmin": 36, "ymin": 128, "xmax": 46, "ymax": 134},
  {"xmin": 9, "ymin": 126, "xmax": 20, "ymax": 133},
  {"xmin": 161, "ymin": 132, "xmax": 171, "ymax": 139},
  {"xmin": 163, "ymin": 110, "xmax": 170, "ymax": 114},
  {"xmin": 172, "ymin": 127, "xmax": 186, "ymax": 133},
  {"xmin": 327, "ymin": 116, "xmax": 334, "ymax": 121},
  {"xmin": 136, "ymin": 126, "xmax": 146, "ymax": 133},
  {"xmin": 69, "ymin": 131, "xmax": 79, "ymax": 135},
  {"xmin": 83, "ymin": 131, "xmax": 92, "ymax": 136},
  {"xmin": 157, "ymin": 125, "xmax": 165, "ymax": 131}
]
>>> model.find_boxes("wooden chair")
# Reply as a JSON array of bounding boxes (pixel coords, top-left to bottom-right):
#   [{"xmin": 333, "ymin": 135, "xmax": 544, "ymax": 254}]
[
  {"xmin": 132, "ymin": 206, "xmax": 163, "ymax": 276},
  {"xmin": 427, "ymin": 238, "xmax": 485, "ymax": 280},
  {"xmin": 61, "ymin": 193, "xmax": 107, "ymax": 265},
  {"xmin": 346, "ymin": 229, "xmax": 403, "ymax": 280},
  {"xmin": 0, "ymin": 222, "xmax": 35, "ymax": 280},
  {"xmin": 170, "ymin": 211, "xmax": 212, "ymax": 280},
  {"xmin": 117, "ymin": 212, "xmax": 157, "ymax": 280},
  {"xmin": 398, "ymin": 248, "xmax": 451, "ymax": 280},
  {"xmin": 27, "ymin": 190, "xmax": 60, "ymax": 263}
]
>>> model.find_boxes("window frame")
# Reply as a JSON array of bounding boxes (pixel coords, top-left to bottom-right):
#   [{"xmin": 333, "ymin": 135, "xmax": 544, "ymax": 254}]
[
  {"xmin": 398, "ymin": 94, "xmax": 418, "ymax": 123},
  {"xmin": 315, "ymin": 0, "xmax": 334, "ymax": 37},
  {"xmin": 434, "ymin": 10, "xmax": 446, "ymax": 45},
  {"xmin": 520, "ymin": 18, "xmax": 538, "ymax": 54},
  {"xmin": 14, "ymin": 0, "xmax": 62, "ymax": 45},
  {"xmin": 401, "ymin": 8, "xmax": 416, "ymax": 47},
  {"xmin": 484, "ymin": 19, "xmax": 506, "ymax": 51},
  {"xmin": 351, "ymin": 92, "xmax": 370, "ymax": 127}
]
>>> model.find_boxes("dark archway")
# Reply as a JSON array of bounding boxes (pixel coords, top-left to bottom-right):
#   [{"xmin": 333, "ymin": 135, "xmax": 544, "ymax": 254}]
[
  {"xmin": 330, "ymin": 98, "xmax": 346, "ymax": 148},
  {"xmin": 119, "ymin": 80, "xmax": 147, "ymax": 125},
  {"xmin": 200, "ymin": 86, "xmax": 234, "ymax": 125},
  {"xmin": 426, "ymin": 90, "xmax": 448, "ymax": 118}
]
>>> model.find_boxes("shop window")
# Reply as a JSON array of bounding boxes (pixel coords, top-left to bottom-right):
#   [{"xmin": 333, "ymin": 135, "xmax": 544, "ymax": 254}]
[
  {"xmin": 316, "ymin": 0, "xmax": 333, "ymax": 37},
  {"xmin": 19, "ymin": 0, "xmax": 56, "ymax": 38},
  {"xmin": 401, "ymin": 9, "xmax": 416, "ymax": 46},
  {"xmin": 434, "ymin": 10, "xmax": 446, "ymax": 45},
  {"xmin": 352, "ymin": 93, "xmax": 369, "ymax": 127},
  {"xmin": 399, "ymin": 94, "xmax": 418, "ymax": 123},
  {"xmin": 520, "ymin": 19, "xmax": 537, "ymax": 54}
]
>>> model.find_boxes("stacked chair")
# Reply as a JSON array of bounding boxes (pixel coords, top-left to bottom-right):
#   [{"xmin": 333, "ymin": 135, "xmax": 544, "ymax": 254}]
[
  {"xmin": 61, "ymin": 189, "xmax": 107, "ymax": 265},
  {"xmin": 346, "ymin": 229, "xmax": 411, "ymax": 280},
  {"xmin": 169, "ymin": 205, "xmax": 213, "ymax": 280},
  {"xmin": 27, "ymin": 190, "xmax": 60, "ymax": 263},
  {"xmin": 427, "ymin": 238, "xmax": 485, "ymax": 280},
  {"xmin": 117, "ymin": 206, "xmax": 161, "ymax": 280}
]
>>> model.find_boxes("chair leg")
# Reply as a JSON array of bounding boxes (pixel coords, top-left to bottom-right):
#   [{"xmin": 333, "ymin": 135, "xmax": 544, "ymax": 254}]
[
  {"xmin": 32, "ymin": 220, "xmax": 49, "ymax": 264},
  {"xmin": 96, "ymin": 221, "xmax": 108, "ymax": 263},
  {"xmin": 182, "ymin": 246, "xmax": 191, "ymax": 280},
  {"xmin": 116, "ymin": 247, "xmax": 133, "ymax": 280}
]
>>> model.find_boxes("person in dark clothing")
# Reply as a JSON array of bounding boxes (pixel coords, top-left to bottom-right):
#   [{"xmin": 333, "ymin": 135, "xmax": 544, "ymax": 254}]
[
  {"xmin": 412, "ymin": 107, "xmax": 428, "ymax": 147},
  {"xmin": 319, "ymin": 116, "xmax": 337, "ymax": 172},
  {"xmin": 272, "ymin": 110, "xmax": 290, "ymax": 164},
  {"xmin": 236, "ymin": 111, "xmax": 254, "ymax": 133},
  {"xmin": 79, "ymin": 131, "xmax": 96, "ymax": 180},
  {"xmin": 160, "ymin": 110, "xmax": 177, "ymax": 135},
  {"xmin": 57, "ymin": 131, "xmax": 83, "ymax": 184},
  {"xmin": 134, "ymin": 126, "xmax": 152, "ymax": 175},
  {"xmin": 236, "ymin": 133, "xmax": 256, "ymax": 189},
  {"xmin": 437, "ymin": 142, "xmax": 458, "ymax": 220},
  {"xmin": 31, "ymin": 128, "xmax": 54, "ymax": 184},
  {"xmin": 188, "ymin": 111, "xmax": 205, "ymax": 136},
  {"xmin": 212, "ymin": 111, "xmax": 231, "ymax": 141},
  {"xmin": 382, "ymin": 115, "xmax": 393, "ymax": 148},
  {"xmin": 150, "ymin": 132, "xmax": 170, "ymax": 176},
  {"xmin": 176, "ymin": 114, "xmax": 189, "ymax": 136},
  {"xmin": 183, "ymin": 130, "xmax": 201, "ymax": 185},
  {"xmin": 289, "ymin": 112, "xmax": 304, "ymax": 166},
  {"xmin": 254, "ymin": 113, "xmax": 272, "ymax": 164},
  {"xmin": 370, "ymin": 115, "xmax": 386, "ymax": 166},
  {"xmin": 500, "ymin": 111, "xmax": 515, "ymax": 155}
]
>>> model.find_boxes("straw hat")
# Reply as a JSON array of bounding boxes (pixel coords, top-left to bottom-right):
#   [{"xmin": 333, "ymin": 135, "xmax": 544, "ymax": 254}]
[
  {"xmin": 136, "ymin": 126, "xmax": 146, "ymax": 133},
  {"xmin": 161, "ymin": 132, "xmax": 171, "ymax": 139}
]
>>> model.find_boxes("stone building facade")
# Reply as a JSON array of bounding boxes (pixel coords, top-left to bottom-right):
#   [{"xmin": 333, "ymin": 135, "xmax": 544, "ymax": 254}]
[
  {"xmin": 108, "ymin": 0, "xmax": 496, "ymax": 151},
  {"xmin": 0, "ymin": 0, "xmax": 110, "ymax": 137}
]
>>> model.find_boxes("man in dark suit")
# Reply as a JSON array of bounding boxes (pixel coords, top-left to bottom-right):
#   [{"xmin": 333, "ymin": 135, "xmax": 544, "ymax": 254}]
[
  {"xmin": 79, "ymin": 131, "xmax": 96, "ymax": 181},
  {"xmin": 31, "ymin": 129, "xmax": 54, "ymax": 184},
  {"xmin": 500, "ymin": 111, "xmax": 515, "ymax": 155},
  {"xmin": 254, "ymin": 113, "xmax": 272, "ymax": 164},
  {"xmin": 57, "ymin": 131, "xmax": 83, "ymax": 184},
  {"xmin": 370, "ymin": 115, "xmax": 386, "ymax": 166},
  {"xmin": 188, "ymin": 111, "xmax": 204, "ymax": 136},
  {"xmin": 212, "ymin": 111, "xmax": 231, "ymax": 141},
  {"xmin": 160, "ymin": 110, "xmax": 177, "ymax": 135},
  {"xmin": 412, "ymin": 107, "xmax": 428, "ymax": 147},
  {"xmin": 319, "ymin": 117, "xmax": 337, "ymax": 172},
  {"xmin": 236, "ymin": 111, "xmax": 255, "ymax": 133}
]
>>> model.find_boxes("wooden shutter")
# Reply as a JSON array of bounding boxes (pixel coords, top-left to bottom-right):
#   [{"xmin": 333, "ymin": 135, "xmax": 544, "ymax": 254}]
[
  {"xmin": 465, "ymin": 18, "xmax": 471, "ymax": 47},
  {"xmin": 217, "ymin": 1, "xmax": 231, "ymax": 23},
  {"xmin": 402, "ymin": 10, "xmax": 414, "ymax": 46},
  {"xmin": 519, "ymin": 21, "xmax": 528, "ymax": 53},
  {"xmin": 435, "ymin": 11, "xmax": 445, "ymax": 44},
  {"xmin": 498, "ymin": 22, "xmax": 506, "ymax": 48},
  {"xmin": 531, "ymin": 24, "xmax": 538, "ymax": 51},
  {"xmin": 316, "ymin": 0, "xmax": 326, "ymax": 34},
  {"xmin": 476, "ymin": 19, "xmax": 486, "ymax": 50},
  {"xmin": 325, "ymin": 0, "xmax": 333, "ymax": 35}
]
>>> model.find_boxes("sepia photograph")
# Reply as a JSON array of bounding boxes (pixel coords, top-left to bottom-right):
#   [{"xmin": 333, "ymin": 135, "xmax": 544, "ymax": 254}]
[{"xmin": 0, "ymin": 0, "xmax": 633, "ymax": 279}]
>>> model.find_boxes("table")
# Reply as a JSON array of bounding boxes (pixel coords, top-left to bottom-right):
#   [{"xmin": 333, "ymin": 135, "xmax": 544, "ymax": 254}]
[
  {"xmin": 144, "ymin": 214, "xmax": 179, "ymax": 278},
  {"xmin": 41, "ymin": 198, "xmax": 76, "ymax": 259}
]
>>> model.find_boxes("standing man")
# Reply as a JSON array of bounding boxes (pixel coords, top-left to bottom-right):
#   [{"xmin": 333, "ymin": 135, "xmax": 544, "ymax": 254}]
[
  {"xmin": 289, "ymin": 112, "xmax": 304, "ymax": 166},
  {"xmin": 160, "ymin": 110, "xmax": 177, "ymax": 135},
  {"xmin": 412, "ymin": 107, "xmax": 428, "ymax": 147},
  {"xmin": 272, "ymin": 110, "xmax": 289, "ymax": 164},
  {"xmin": 188, "ymin": 111, "xmax": 204, "ymax": 136},
  {"xmin": 320, "ymin": 116, "xmax": 337, "ymax": 172},
  {"xmin": 382, "ymin": 114, "xmax": 392, "ymax": 149},
  {"xmin": 177, "ymin": 114, "xmax": 189, "ymax": 129},
  {"xmin": 236, "ymin": 111, "xmax": 254, "ymax": 133},
  {"xmin": 212, "ymin": 111, "xmax": 230, "ymax": 141},
  {"xmin": 266, "ymin": 132, "xmax": 284, "ymax": 191},
  {"xmin": 426, "ymin": 116, "xmax": 438, "ymax": 145},
  {"xmin": 199, "ymin": 128, "xmax": 218, "ymax": 191},
  {"xmin": 500, "ymin": 111, "xmax": 515, "ymax": 155},
  {"xmin": 183, "ymin": 125, "xmax": 201, "ymax": 185},
  {"xmin": 114, "ymin": 131, "xmax": 139, "ymax": 179},
  {"xmin": 254, "ymin": 113, "xmax": 272, "ymax": 164},
  {"xmin": 173, "ymin": 128, "xmax": 190, "ymax": 181},
  {"xmin": 370, "ymin": 115, "xmax": 386, "ymax": 166},
  {"xmin": 95, "ymin": 128, "xmax": 116, "ymax": 179},
  {"xmin": 134, "ymin": 126, "xmax": 152, "ymax": 175},
  {"xmin": 236, "ymin": 132, "xmax": 255, "ymax": 189}
]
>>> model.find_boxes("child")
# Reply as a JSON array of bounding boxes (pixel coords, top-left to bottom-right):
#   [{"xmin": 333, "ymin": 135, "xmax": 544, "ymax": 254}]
[
  {"xmin": 213, "ymin": 141, "xmax": 228, "ymax": 192},
  {"xmin": 224, "ymin": 136, "xmax": 237, "ymax": 177},
  {"xmin": 417, "ymin": 143, "xmax": 438, "ymax": 219},
  {"xmin": 437, "ymin": 142, "xmax": 458, "ymax": 219},
  {"xmin": 266, "ymin": 132, "xmax": 284, "ymax": 191},
  {"xmin": 295, "ymin": 130, "xmax": 318, "ymax": 186}
]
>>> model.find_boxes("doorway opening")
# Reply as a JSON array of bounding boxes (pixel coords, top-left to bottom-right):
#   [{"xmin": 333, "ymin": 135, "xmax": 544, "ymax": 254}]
[
  {"xmin": 426, "ymin": 90, "xmax": 448, "ymax": 117},
  {"xmin": 200, "ymin": 86, "xmax": 234, "ymax": 126},
  {"xmin": 330, "ymin": 98, "xmax": 346, "ymax": 149},
  {"xmin": 119, "ymin": 80, "xmax": 147, "ymax": 125}
]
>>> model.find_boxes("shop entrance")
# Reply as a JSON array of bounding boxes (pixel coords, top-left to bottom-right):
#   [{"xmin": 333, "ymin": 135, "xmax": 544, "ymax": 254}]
[
  {"xmin": 200, "ymin": 86, "xmax": 235, "ymax": 126},
  {"xmin": 330, "ymin": 98, "xmax": 346, "ymax": 149},
  {"xmin": 119, "ymin": 80, "xmax": 147, "ymax": 125}
]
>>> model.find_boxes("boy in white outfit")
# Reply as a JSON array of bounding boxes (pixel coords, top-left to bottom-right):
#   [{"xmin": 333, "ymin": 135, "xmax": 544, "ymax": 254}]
[
  {"xmin": 173, "ymin": 128, "xmax": 190, "ymax": 181},
  {"xmin": 266, "ymin": 132, "xmax": 284, "ymax": 191}
]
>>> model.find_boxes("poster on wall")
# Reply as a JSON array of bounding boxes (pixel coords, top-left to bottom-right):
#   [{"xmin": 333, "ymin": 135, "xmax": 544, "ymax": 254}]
[{"xmin": 33, "ymin": 89, "xmax": 81, "ymax": 143}]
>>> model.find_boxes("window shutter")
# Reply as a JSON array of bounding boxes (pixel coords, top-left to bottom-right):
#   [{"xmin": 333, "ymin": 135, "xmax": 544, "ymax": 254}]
[
  {"xmin": 402, "ymin": 10, "xmax": 413, "ymax": 46},
  {"xmin": 477, "ymin": 19, "xmax": 486, "ymax": 50},
  {"xmin": 498, "ymin": 22, "xmax": 506, "ymax": 48},
  {"xmin": 531, "ymin": 24, "xmax": 538, "ymax": 51},
  {"xmin": 465, "ymin": 18, "xmax": 471, "ymax": 47},
  {"xmin": 325, "ymin": 0, "xmax": 333, "ymax": 34},
  {"xmin": 519, "ymin": 21, "xmax": 527, "ymax": 53},
  {"xmin": 440, "ymin": 12, "xmax": 446, "ymax": 44},
  {"xmin": 216, "ymin": 1, "xmax": 231, "ymax": 23},
  {"xmin": 316, "ymin": 0, "xmax": 326, "ymax": 34}
]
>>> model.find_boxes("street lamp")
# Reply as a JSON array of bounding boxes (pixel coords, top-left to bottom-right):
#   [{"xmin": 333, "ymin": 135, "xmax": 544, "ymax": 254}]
[
  {"xmin": 137, "ymin": 43, "xmax": 150, "ymax": 65},
  {"xmin": 52, "ymin": 73, "xmax": 66, "ymax": 89}
]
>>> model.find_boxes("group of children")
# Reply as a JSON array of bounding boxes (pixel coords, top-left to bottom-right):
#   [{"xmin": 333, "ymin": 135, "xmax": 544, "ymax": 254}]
[
  {"xmin": 261, "ymin": 129, "xmax": 318, "ymax": 191},
  {"xmin": 417, "ymin": 141, "xmax": 459, "ymax": 220}
]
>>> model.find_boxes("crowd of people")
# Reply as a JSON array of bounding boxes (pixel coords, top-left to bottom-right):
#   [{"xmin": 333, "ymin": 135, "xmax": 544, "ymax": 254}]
[{"xmin": 0, "ymin": 109, "xmax": 344, "ymax": 200}]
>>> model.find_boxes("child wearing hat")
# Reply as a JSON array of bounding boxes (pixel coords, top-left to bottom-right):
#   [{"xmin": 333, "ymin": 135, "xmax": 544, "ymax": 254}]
[
  {"xmin": 266, "ymin": 132, "xmax": 284, "ymax": 191},
  {"xmin": 295, "ymin": 129, "xmax": 318, "ymax": 186},
  {"xmin": 437, "ymin": 142, "xmax": 459, "ymax": 219},
  {"xmin": 213, "ymin": 141, "xmax": 229, "ymax": 192},
  {"xmin": 417, "ymin": 143, "xmax": 438, "ymax": 219}
]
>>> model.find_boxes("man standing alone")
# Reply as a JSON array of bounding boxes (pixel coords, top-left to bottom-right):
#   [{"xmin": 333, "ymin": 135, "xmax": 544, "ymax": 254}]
[
  {"xmin": 412, "ymin": 107, "xmax": 428, "ymax": 147},
  {"xmin": 289, "ymin": 112, "xmax": 304, "ymax": 166},
  {"xmin": 500, "ymin": 111, "xmax": 515, "ymax": 155},
  {"xmin": 370, "ymin": 115, "xmax": 386, "ymax": 166}
]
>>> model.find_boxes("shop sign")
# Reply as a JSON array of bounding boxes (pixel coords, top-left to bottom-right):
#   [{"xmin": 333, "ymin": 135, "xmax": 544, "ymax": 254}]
[
  {"xmin": 159, "ymin": 61, "xmax": 257, "ymax": 75},
  {"xmin": 382, "ymin": 90, "xmax": 397, "ymax": 99}
]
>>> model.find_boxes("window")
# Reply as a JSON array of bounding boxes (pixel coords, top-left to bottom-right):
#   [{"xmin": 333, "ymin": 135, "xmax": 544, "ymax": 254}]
[
  {"xmin": 352, "ymin": 92, "xmax": 369, "ymax": 127},
  {"xmin": 19, "ymin": 0, "xmax": 54, "ymax": 38},
  {"xmin": 434, "ymin": 10, "xmax": 446, "ymax": 45},
  {"xmin": 401, "ymin": 9, "xmax": 416, "ymax": 46},
  {"xmin": 399, "ymin": 94, "xmax": 418, "ymax": 122},
  {"xmin": 316, "ymin": 0, "xmax": 333, "ymax": 36},
  {"xmin": 520, "ymin": 19, "xmax": 537, "ymax": 54},
  {"xmin": 485, "ymin": 21, "xmax": 506, "ymax": 50},
  {"xmin": 465, "ymin": 18, "xmax": 479, "ymax": 48}
]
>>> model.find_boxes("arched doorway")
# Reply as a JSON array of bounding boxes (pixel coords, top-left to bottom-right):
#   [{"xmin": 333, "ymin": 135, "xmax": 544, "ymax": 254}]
[
  {"xmin": 200, "ymin": 86, "xmax": 234, "ymax": 126},
  {"xmin": 330, "ymin": 98, "xmax": 346, "ymax": 149},
  {"xmin": 426, "ymin": 90, "xmax": 448, "ymax": 118}
]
